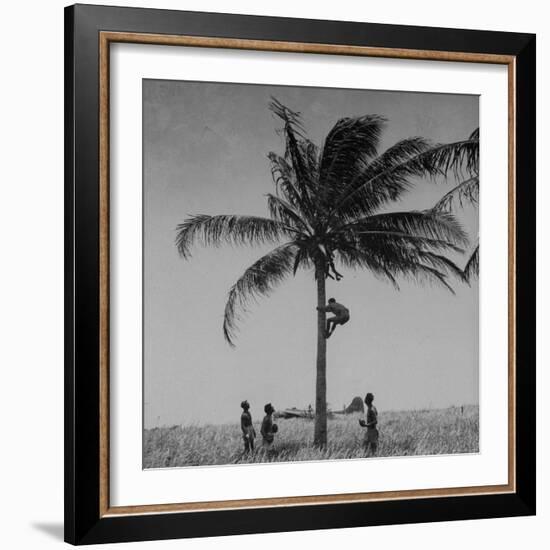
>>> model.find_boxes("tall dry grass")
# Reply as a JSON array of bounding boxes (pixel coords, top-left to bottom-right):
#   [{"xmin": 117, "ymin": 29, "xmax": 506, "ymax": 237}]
[{"xmin": 143, "ymin": 405, "xmax": 478, "ymax": 468}]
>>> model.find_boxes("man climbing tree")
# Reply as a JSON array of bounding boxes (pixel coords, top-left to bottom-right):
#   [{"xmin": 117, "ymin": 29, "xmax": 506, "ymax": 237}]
[{"xmin": 317, "ymin": 298, "xmax": 350, "ymax": 339}]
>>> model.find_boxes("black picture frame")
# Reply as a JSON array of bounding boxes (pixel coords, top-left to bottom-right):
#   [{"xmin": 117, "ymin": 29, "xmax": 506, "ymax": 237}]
[{"xmin": 65, "ymin": 3, "xmax": 536, "ymax": 545}]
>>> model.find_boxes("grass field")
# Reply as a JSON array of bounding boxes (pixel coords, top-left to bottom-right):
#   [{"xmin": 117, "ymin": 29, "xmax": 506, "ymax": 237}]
[{"xmin": 143, "ymin": 405, "xmax": 479, "ymax": 468}]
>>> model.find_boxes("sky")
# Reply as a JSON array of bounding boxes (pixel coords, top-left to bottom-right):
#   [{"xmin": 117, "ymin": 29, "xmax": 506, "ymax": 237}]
[{"xmin": 143, "ymin": 79, "xmax": 479, "ymax": 428}]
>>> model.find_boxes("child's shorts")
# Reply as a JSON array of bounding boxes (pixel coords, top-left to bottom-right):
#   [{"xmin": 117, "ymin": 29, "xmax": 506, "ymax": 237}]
[{"xmin": 364, "ymin": 428, "xmax": 379, "ymax": 443}]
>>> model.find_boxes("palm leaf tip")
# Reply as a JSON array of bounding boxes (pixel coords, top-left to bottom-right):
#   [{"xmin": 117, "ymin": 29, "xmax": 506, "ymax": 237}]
[
  {"xmin": 420, "ymin": 266, "xmax": 456, "ymax": 294},
  {"xmin": 268, "ymin": 97, "xmax": 305, "ymax": 130},
  {"xmin": 463, "ymin": 244, "xmax": 479, "ymax": 282}
]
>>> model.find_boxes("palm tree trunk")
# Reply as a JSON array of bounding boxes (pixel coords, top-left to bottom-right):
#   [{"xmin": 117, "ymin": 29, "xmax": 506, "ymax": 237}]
[{"xmin": 313, "ymin": 260, "xmax": 327, "ymax": 448}]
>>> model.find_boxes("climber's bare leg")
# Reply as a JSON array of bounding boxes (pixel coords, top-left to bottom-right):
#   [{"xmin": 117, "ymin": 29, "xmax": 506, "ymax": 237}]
[
  {"xmin": 325, "ymin": 319, "xmax": 333, "ymax": 338},
  {"xmin": 326, "ymin": 317, "xmax": 338, "ymax": 339}
]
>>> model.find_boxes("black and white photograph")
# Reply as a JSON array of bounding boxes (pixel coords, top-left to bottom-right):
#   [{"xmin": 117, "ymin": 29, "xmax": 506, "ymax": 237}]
[
  {"xmin": 142, "ymin": 80, "xmax": 480, "ymax": 468},
  {"xmin": 1, "ymin": 0, "xmax": 544, "ymax": 546}
]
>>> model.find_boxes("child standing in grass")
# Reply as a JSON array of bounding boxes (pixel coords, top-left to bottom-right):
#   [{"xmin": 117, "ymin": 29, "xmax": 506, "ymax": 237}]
[
  {"xmin": 240, "ymin": 400, "xmax": 256, "ymax": 453},
  {"xmin": 359, "ymin": 393, "xmax": 379, "ymax": 456},
  {"xmin": 260, "ymin": 403, "xmax": 277, "ymax": 449}
]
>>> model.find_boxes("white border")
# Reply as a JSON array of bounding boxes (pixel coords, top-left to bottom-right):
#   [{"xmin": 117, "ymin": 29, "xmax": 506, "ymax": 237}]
[{"xmin": 110, "ymin": 43, "xmax": 509, "ymax": 507}]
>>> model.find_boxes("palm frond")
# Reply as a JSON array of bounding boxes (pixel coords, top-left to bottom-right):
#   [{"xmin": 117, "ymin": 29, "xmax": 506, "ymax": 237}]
[
  {"xmin": 349, "ymin": 237, "xmax": 465, "ymax": 289},
  {"xmin": 330, "ymin": 208, "xmax": 469, "ymax": 291},
  {"xmin": 175, "ymin": 214, "xmax": 292, "ymax": 259},
  {"xmin": 328, "ymin": 137, "xmax": 433, "ymax": 221},
  {"xmin": 463, "ymin": 244, "xmax": 479, "ymax": 281},
  {"xmin": 336, "ymin": 240, "xmax": 462, "ymax": 293},
  {"xmin": 268, "ymin": 97, "xmax": 306, "ymax": 135},
  {"xmin": 409, "ymin": 263, "xmax": 457, "ymax": 293},
  {"xmin": 331, "ymin": 136, "xmax": 479, "ymax": 220},
  {"xmin": 319, "ymin": 115, "xmax": 386, "ymax": 203},
  {"xmin": 223, "ymin": 243, "xmax": 298, "ymax": 346},
  {"xmin": 267, "ymin": 152, "xmax": 316, "ymax": 222},
  {"xmin": 299, "ymin": 139, "xmax": 320, "ymax": 183},
  {"xmin": 335, "ymin": 244, "xmax": 401, "ymax": 289},
  {"xmin": 415, "ymin": 250, "xmax": 468, "ymax": 283},
  {"xmin": 266, "ymin": 194, "xmax": 312, "ymax": 233},
  {"xmin": 406, "ymin": 131, "xmax": 479, "ymax": 179},
  {"xmin": 292, "ymin": 246, "xmax": 314, "ymax": 275},
  {"xmin": 434, "ymin": 176, "xmax": 479, "ymax": 212},
  {"xmin": 348, "ymin": 230, "xmax": 464, "ymax": 254},
  {"xmin": 268, "ymin": 152, "xmax": 297, "ymax": 199},
  {"xmin": 335, "ymin": 210, "xmax": 469, "ymax": 248},
  {"xmin": 269, "ymin": 97, "xmax": 316, "ymax": 200}
]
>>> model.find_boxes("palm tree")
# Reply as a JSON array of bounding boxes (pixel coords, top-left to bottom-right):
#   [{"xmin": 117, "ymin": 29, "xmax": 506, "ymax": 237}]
[
  {"xmin": 176, "ymin": 98, "xmax": 469, "ymax": 448},
  {"xmin": 431, "ymin": 128, "xmax": 480, "ymax": 280}
]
